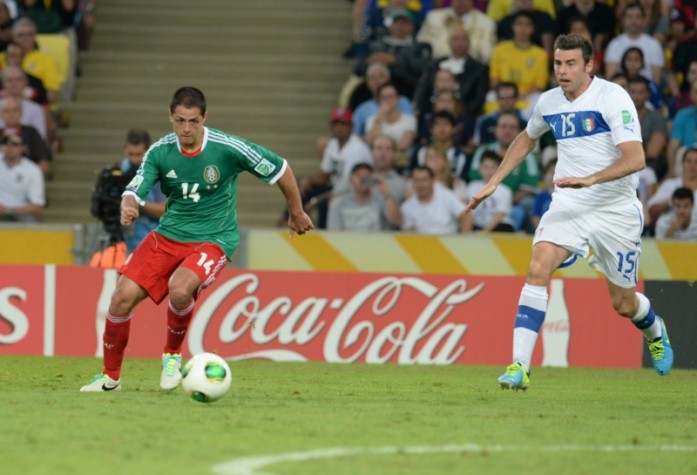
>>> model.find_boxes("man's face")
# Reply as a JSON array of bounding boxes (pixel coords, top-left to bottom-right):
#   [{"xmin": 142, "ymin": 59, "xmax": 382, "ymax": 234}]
[
  {"xmin": 683, "ymin": 151, "xmax": 697, "ymax": 179},
  {"xmin": 125, "ymin": 142, "xmax": 148, "ymax": 166},
  {"xmin": 496, "ymin": 87, "xmax": 517, "ymax": 112},
  {"xmin": 554, "ymin": 48, "xmax": 593, "ymax": 98},
  {"xmin": 448, "ymin": 29, "xmax": 469, "ymax": 57},
  {"xmin": 169, "ymin": 105, "xmax": 206, "ymax": 149},
  {"xmin": 13, "ymin": 25, "xmax": 36, "ymax": 53},
  {"xmin": 2, "ymin": 70, "xmax": 26, "ymax": 96},
  {"xmin": 0, "ymin": 100, "xmax": 21, "ymax": 126},
  {"xmin": 412, "ymin": 169, "xmax": 434, "ymax": 200},
  {"xmin": 628, "ymin": 82, "xmax": 649, "ymax": 109},
  {"xmin": 673, "ymin": 197, "xmax": 693, "ymax": 222},
  {"xmin": 330, "ymin": 121, "xmax": 352, "ymax": 141},
  {"xmin": 431, "ymin": 118, "xmax": 453, "ymax": 141},
  {"xmin": 367, "ymin": 69, "xmax": 389, "ymax": 94},
  {"xmin": 2, "ymin": 141, "xmax": 24, "ymax": 161},
  {"xmin": 350, "ymin": 166, "xmax": 373, "ymax": 194},
  {"xmin": 479, "ymin": 158, "xmax": 499, "ymax": 182},
  {"xmin": 512, "ymin": 15, "xmax": 534, "ymax": 42},
  {"xmin": 371, "ymin": 137, "xmax": 394, "ymax": 170},
  {"xmin": 494, "ymin": 115, "xmax": 520, "ymax": 147},
  {"xmin": 452, "ymin": 0, "xmax": 472, "ymax": 15},
  {"xmin": 389, "ymin": 16, "xmax": 413, "ymax": 39},
  {"xmin": 622, "ymin": 7, "xmax": 645, "ymax": 35}
]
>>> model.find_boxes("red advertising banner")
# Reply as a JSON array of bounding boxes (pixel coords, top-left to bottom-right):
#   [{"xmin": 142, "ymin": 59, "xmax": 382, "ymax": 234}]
[{"xmin": 0, "ymin": 266, "xmax": 643, "ymax": 368}]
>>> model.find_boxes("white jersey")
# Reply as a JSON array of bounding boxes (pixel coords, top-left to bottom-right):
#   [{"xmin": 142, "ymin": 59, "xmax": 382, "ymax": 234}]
[{"xmin": 526, "ymin": 77, "xmax": 642, "ymax": 208}]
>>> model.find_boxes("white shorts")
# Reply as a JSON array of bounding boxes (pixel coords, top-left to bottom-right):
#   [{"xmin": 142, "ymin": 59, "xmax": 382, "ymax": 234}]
[{"xmin": 533, "ymin": 197, "xmax": 644, "ymax": 288}]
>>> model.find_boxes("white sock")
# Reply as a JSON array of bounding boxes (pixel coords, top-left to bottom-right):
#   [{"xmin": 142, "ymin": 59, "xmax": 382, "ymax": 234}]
[
  {"xmin": 630, "ymin": 293, "xmax": 662, "ymax": 340},
  {"xmin": 512, "ymin": 284, "xmax": 549, "ymax": 373}
]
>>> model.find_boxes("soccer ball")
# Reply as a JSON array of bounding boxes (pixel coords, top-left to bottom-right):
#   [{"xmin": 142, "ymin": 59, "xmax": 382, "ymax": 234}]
[{"xmin": 181, "ymin": 352, "xmax": 232, "ymax": 403}]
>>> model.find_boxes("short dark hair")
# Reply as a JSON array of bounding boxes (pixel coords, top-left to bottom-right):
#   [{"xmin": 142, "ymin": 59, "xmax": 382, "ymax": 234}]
[
  {"xmin": 512, "ymin": 10, "xmax": 535, "ymax": 27},
  {"xmin": 170, "ymin": 86, "xmax": 206, "ymax": 115},
  {"xmin": 351, "ymin": 162, "xmax": 373, "ymax": 175},
  {"xmin": 480, "ymin": 150, "xmax": 502, "ymax": 166},
  {"xmin": 431, "ymin": 110, "xmax": 456, "ymax": 127},
  {"xmin": 554, "ymin": 34, "xmax": 593, "ymax": 64},
  {"xmin": 125, "ymin": 128, "xmax": 150, "ymax": 148},
  {"xmin": 496, "ymin": 81, "xmax": 519, "ymax": 98},
  {"xmin": 672, "ymin": 186, "xmax": 694, "ymax": 204},
  {"xmin": 622, "ymin": 2, "xmax": 645, "ymax": 18},
  {"xmin": 412, "ymin": 164, "xmax": 434, "ymax": 178},
  {"xmin": 627, "ymin": 74, "xmax": 650, "ymax": 90}
]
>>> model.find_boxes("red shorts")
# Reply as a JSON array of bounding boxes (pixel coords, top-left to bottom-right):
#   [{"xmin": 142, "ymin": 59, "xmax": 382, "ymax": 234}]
[{"xmin": 120, "ymin": 232, "xmax": 228, "ymax": 304}]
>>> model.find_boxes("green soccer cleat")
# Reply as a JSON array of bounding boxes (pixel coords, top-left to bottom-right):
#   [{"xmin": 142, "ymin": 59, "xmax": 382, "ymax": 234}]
[
  {"xmin": 160, "ymin": 353, "xmax": 183, "ymax": 390},
  {"xmin": 80, "ymin": 373, "xmax": 121, "ymax": 392},
  {"xmin": 647, "ymin": 316, "xmax": 674, "ymax": 376},
  {"xmin": 497, "ymin": 362, "xmax": 530, "ymax": 391}
]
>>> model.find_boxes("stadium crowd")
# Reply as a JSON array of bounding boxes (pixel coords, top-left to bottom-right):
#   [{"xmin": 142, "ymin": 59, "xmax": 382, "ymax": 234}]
[
  {"xmin": 0, "ymin": 0, "xmax": 95, "ymax": 223},
  {"xmin": 294, "ymin": 0, "xmax": 697, "ymax": 240}
]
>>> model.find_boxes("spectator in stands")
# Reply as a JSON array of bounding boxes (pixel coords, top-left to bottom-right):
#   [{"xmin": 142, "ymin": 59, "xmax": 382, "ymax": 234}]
[
  {"xmin": 423, "ymin": 145, "xmax": 467, "ymax": 201},
  {"xmin": 0, "ymin": 65, "xmax": 48, "ymax": 139},
  {"xmin": 351, "ymin": 63, "xmax": 413, "ymax": 137},
  {"xmin": 0, "ymin": 133, "xmax": 44, "ymax": 222},
  {"xmin": 604, "ymin": 3, "xmax": 665, "ymax": 84},
  {"xmin": 400, "ymin": 165, "xmax": 467, "ymax": 234},
  {"xmin": 463, "ymin": 150, "xmax": 515, "ymax": 233},
  {"xmin": 488, "ymin": 11, "xmax": 548, "ymax": 109},
  {"xmin": 566, "ymin": 16, "xmax": 604, "ymax": 75},
  {"xmin": 611, "ymin": 72, "xmax": 630, "ymax": 90},
  {"xmin": 417, "ymin": 0, "xmax": 496, "ymax": 63},
  {"xmin": 365, "ymin": 83, "xmax": 416, "ymax": 166},
  {"xmin": 7, "ymin": 17, "xmax": 61, "ymax": 105},
  {"xmin": 530, "ymin": 158, "xmax": 556, "ymax": 231},
  {"xmin": 3, "ymin": 43, "xmax": 50, "ymax": 106},
  {"xmin": 621, "ymin": 47, "xmax": 663, "ymax": 111},
  {"xmin": 0, "ymin": 2, "xmax": 14, "ymax": 50},
  {"xmin": 417, "ymin": 87, "xmax": 475, "ymax": 152},
  {"xmin": 20, "ymin": 0, "xmax": 76, "ymax": 34},
  {"xmin": 486, "ymin": 0, "xmax": 556, "ymax": 23},
  {"xmin": 648, "ymin": 147, "xmax": 697, "ymax": 223},
  {"xmin": 469, "ymin": 111, "xmax": 540, "ymax": 232},
  {"xmin": 666, "ymin": 80, "xmax": 697, "ymax": 178},
  {"xmin": 327, "ymin": 162, "xmax": 401, "ymax": 231},
  {"xmin": 654, "ymin": 186, "xmax": 697, "ymax": 239},
  {"xmin": 411, "ymin": 110, "xmax": 470, "ymax": 181},
  {"xmin": 474, "ymin": 81, "xmax": 526, "ymax": 147},
  {"xmin": 556, "ymin": 0, "xmax": 616, "ymax": 55},
  {"xmin": 413, "ymin": 27, "xmax": 489, "ymax": 120},
  {"xmin": 496, "ymin": 0, "xmax": 557, "ymax": 59},
  {"xmin": 628, "ymin": 75, "xmax": 667, "ymax": 178},
  {"xmin": 114, "ymin": 129, "xmax": 165, "ymax": 253},
  {"xmin": 0, "ymin": 95, "xmax": 51, "ymax": 176},
  {"xmin": 352, "ymin": 7, "xmax": 432, "ymax": 99},
  {"xmin": 370, "ymin": 134, "xmax": 408, "ymax": 205},
  {"xmin": 669, "ymin": 58, "xmax": 697, "ymax": 116},
  {"xmin": 299, "ymin": 107, "xmax": 372, "ymax": 229}
]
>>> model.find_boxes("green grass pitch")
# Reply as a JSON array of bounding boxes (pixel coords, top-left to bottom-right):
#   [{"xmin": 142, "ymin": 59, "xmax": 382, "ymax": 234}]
[{"xmin": 0, "ymin": 355, "xmax": 695, "ymax": 475}]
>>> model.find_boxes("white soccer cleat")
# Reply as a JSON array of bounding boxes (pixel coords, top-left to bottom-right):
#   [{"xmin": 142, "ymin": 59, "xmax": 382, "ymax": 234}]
[
  {"xmin": 160, "ymin": 353, "xmax": 183, "ymax": 390},
  {"xmin": 80, "ymin": 373, "xmax": 121, "ymax": 392}
]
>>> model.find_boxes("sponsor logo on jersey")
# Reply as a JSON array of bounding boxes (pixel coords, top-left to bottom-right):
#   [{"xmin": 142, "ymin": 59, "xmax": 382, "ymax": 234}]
[
  {"xmin": 582, "ymin": 118, "xmax": 594, "ymax": 132},
  {"xmin": 621, "ymin": 110, "xmax": 632, "ymax": 124},
  {"xmin": 254, "ymin": 159, "xmax": 276, "ymax": 177},
  {"xmin": 203, "ymin": 165, "xmax": 220, "ymax": 184},
  {"xmin": 166, "ymin": 169, "xmax": 178, "ymax": 179}
]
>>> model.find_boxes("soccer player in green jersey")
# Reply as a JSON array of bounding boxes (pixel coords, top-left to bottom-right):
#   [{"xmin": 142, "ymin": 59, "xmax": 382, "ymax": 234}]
[{"xmin": 81, "ymin": 86, "xmax": 314, "ymax": 392}]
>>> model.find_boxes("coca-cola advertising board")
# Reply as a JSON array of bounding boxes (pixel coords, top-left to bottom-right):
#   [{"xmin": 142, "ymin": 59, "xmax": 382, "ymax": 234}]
[{"xmin": 0, "ymin": 265, "xmax": 643, "ymax": 368}]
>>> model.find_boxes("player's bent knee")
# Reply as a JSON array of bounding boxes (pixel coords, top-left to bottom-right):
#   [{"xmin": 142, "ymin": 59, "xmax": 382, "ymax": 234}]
[{"xmin": 168, "ymin": 285, "xmax": 195, "ymax": 308}]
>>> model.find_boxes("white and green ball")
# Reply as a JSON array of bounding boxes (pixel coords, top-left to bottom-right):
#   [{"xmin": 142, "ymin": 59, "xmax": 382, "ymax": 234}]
[{"xmin": 181, "ymin": 352, "xmax": 232, "ymax": 403}]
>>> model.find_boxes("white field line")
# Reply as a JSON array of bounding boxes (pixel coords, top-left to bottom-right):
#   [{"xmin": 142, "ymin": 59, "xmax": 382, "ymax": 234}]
[{"xmin": 211, "ymin": 443, "xmax": 697, "ymax": 475}]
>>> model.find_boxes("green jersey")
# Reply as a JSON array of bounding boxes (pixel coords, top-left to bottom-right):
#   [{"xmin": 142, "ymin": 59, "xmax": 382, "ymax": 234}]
[{"xmin": 125, "ymin": 127, "xmax": 286, "ymax": 258}]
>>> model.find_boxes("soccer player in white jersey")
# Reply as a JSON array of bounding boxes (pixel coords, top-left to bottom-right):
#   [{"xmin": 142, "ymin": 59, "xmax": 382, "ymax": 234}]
[
  {"xmin": 465, "ymin": 34, "xmax": 673, "ymax": 391},
  {"xmin": 81, "ymin": 87, "xmax": 314, "ymax": 392}
]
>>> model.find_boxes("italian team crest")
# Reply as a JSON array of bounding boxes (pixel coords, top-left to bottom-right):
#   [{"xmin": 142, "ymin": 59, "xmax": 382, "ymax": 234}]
[
  {"xmin": 203, "ymin": 165, "xmax": 220, "ymax": 184},
  {"xmin": 582, "ymin": 118, "xmax": 595, "ymax": 132}
]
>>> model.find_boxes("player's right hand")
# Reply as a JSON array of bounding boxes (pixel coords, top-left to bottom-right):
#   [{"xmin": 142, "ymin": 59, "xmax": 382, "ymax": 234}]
[
  {"xmin": 464, "ymin": 183, "xmax": 497, "ymax": 214},
  {"xmin": 120, "ymin": 205, "xmax": 139, "ymax": 225}
]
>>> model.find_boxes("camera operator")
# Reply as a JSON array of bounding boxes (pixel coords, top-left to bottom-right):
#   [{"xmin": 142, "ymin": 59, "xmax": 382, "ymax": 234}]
[{"xmin": 92, "ymin": 129, "xmax": 165, "ymax": 253}]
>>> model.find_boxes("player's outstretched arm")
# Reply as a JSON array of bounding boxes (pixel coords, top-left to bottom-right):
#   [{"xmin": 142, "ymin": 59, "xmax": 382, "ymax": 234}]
[
  {"xmin": 465, "ymin": 131, "xmax": 537, "ymax": 214},
  {"xmin": 277, "ymin": 164, "xmax": 314, "ymax": 237},
  {"xmin": 555, "ymin": 140, "xmax": 645, "ymax": 189}
]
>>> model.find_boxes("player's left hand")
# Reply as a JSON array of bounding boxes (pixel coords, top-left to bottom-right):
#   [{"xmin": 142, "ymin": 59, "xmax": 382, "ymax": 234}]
[
  {"xmin": 288, "ymin": 212, "xmax": 314, "ymax": 238},
  {"xmin": 554, "ymin": 176, "xmax": 595, "ymax": 188}
]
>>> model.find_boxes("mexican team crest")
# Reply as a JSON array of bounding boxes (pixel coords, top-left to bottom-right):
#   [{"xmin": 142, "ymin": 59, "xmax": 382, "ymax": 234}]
[{"xmin": 203, "ymin": 165, "xmax": 220, "ymax": 184}]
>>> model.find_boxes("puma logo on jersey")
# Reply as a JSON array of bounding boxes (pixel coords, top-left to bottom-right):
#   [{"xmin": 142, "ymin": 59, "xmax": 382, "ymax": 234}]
[{"xmin": 166, "ymin": 170, "xmax": 178, "ymax": 179}]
